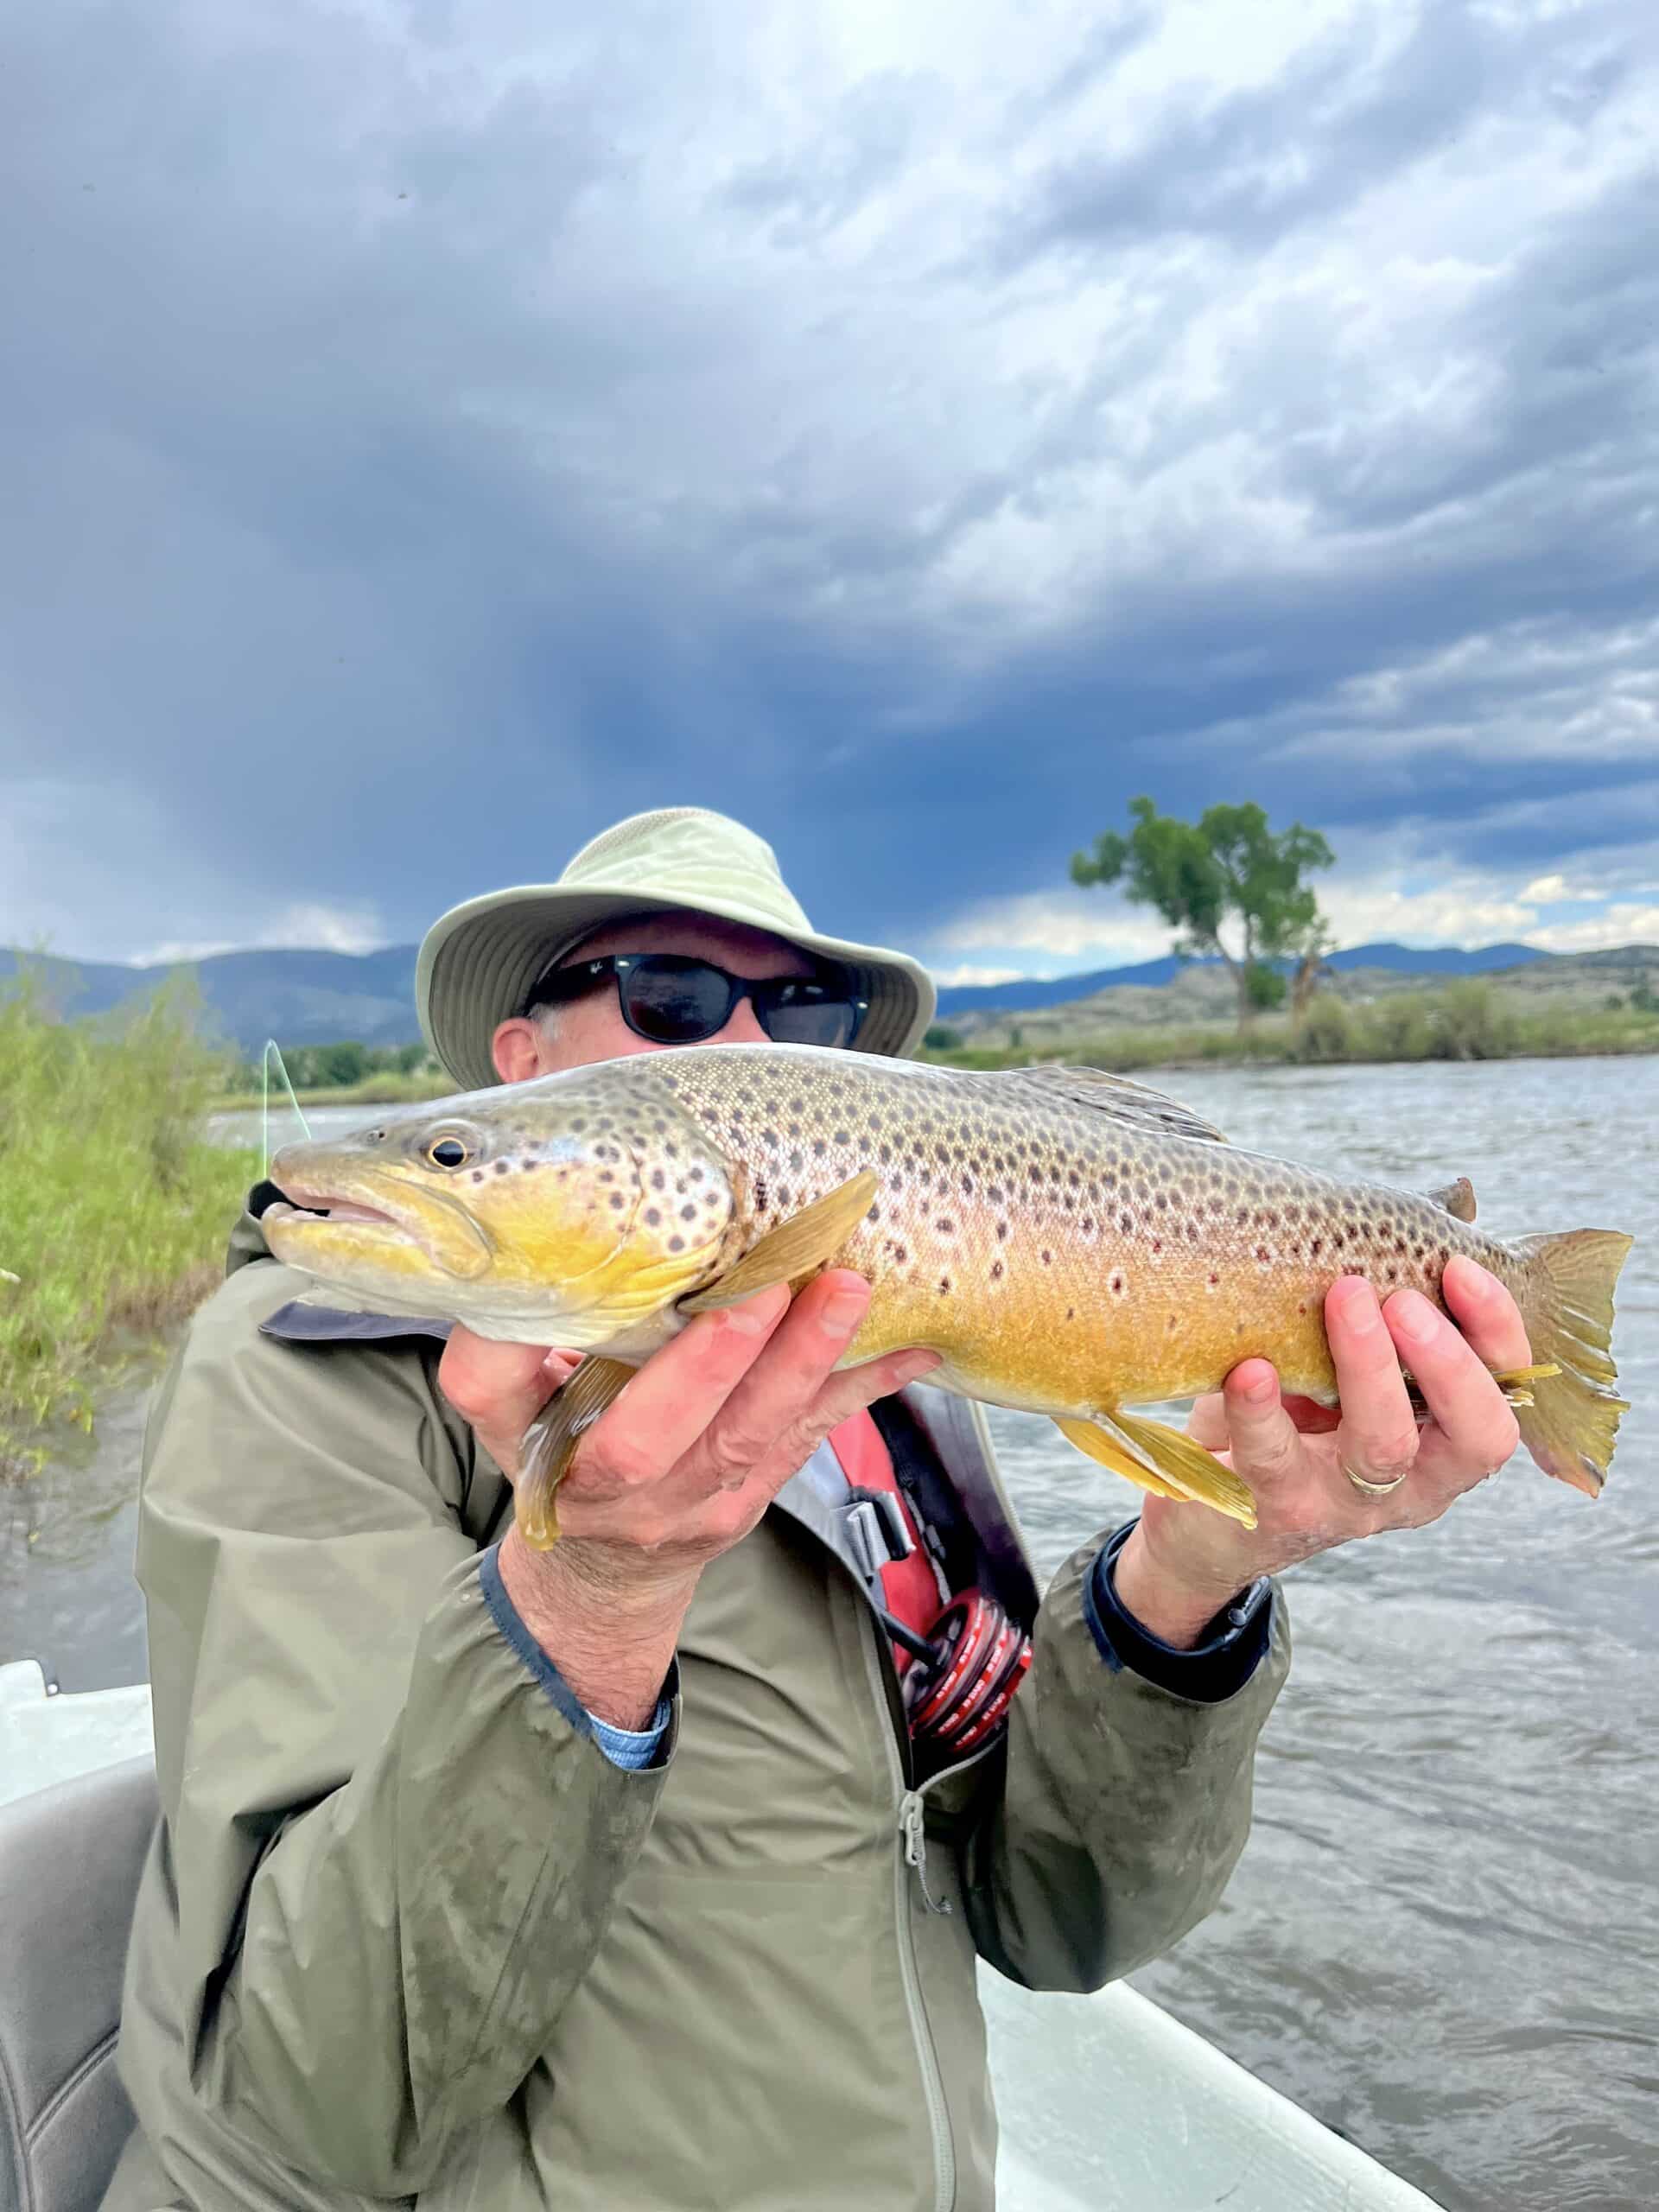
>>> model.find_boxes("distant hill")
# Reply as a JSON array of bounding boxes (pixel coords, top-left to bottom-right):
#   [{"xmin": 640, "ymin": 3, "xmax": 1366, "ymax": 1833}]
[
  {"xmin": 933, "ymin": 942, "xmax": 1552, "ymax": 1018},
  {"xmin": 0, "ymin": 944, "xmax": 423, "ymax": 1056},
  {"xmin": 3, "ymin": 936, "xmax": 1640, "ymax": 1058}
]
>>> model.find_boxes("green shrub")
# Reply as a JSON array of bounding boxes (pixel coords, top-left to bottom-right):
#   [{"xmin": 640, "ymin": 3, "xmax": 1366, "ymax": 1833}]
[
  {"xmin": 1294, "ymin": 996, "xmax": 1358, "ymax": 1062},
  {"xmin": 0, "ymin": 968, "xmax": 256, "ymax": 1474}
]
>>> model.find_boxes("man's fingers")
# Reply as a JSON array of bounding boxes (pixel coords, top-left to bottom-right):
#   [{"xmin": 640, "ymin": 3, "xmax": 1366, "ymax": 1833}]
[
  {"xmin": 575, "ymin": 1282, "xmax": 794, "ymax": 1489},
  {"xmin": 1382, "ymin": 1287, "xmax": 1521, "ymax": 1492},
  {"xmin": 1186, "ymin": 1390, "xmax": 1230, "ymax": 1452},
  {"xmin": 1326, "ymin": 1275, "xmax": 1422, "ymax": 1485},
  {"xmin": 1213, "ymin": 1360, "xmax": 1304, "ymax": 1493},
  {"xmin": 715, "ymin": 1344, "xmax": 943, "ymax": 1510},
  {"xmin": 675, "ymin": 1271, "xmax": 877, "ymax": 1493},
  {"xmin": 1440, "ymin": 1256, "xmax": 1533, "ymax": 1373},
  {"xmin": 440, "ymin": 1325, "xmax": 566, "ymax": 1473}
]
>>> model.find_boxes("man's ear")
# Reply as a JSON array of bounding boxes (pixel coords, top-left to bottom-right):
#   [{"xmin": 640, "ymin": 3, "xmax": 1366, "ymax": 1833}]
[{"xmin": 492, "ymin": 1017, "xmax": 548, "ymax": 1083}]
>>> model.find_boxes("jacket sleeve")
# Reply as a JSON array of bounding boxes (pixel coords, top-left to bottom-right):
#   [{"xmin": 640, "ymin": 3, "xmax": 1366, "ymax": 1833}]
[
  {"xmin": 961, "ymin": 1535, "xmax": 1289, "ymax": 1993},
  {"xmin": 118, "ymin": 1255, "xmax": 677, "ymax": 2201}
]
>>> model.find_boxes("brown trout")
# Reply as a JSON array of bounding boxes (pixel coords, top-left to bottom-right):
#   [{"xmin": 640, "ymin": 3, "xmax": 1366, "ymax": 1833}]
[{"xmin": 263, "ymin": 1046, "xmax": 1632, "ymax": 1547}]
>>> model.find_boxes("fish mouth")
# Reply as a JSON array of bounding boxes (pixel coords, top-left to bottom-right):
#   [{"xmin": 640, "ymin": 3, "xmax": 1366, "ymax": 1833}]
[
  {"xmin": 264, "ymin": 1166, "xmax": 494, "ymax": 1281},
  {"xmin": 264, "ymin": 1189, "xmax": 404, "ymax": 1232}
]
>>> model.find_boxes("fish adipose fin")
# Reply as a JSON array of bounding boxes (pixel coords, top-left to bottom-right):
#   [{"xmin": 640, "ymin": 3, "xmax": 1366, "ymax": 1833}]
[
  {"xmin": 1424, "ymin": 1176, "xmax": 1477, "ymax": 1223},
  {"xmin": 1510, "ymin": 1229, "xmax": 1635, "ymax": 1497},
  {"xmin": 1056, "ymin": 1410, "xmax": 1258, "ymax": 1528},
  {"xmin": 679, "ymin": 1171, "xmax": 879, "ymax": 1313},
  {"xmin": 1004, "ymin": 1065, "xmax": 1229, "ymax": 1146},
  {"xmin": 517, "ymin": 1356, "xmax": 635, "ymax": 1548}
]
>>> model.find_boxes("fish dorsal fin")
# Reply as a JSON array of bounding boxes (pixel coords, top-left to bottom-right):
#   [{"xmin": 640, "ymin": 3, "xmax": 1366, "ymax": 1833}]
[
  {"xmin": 1004, "ymin": 1065, "xmax": 1229, "ymax": 1146},
  {"xmin": 679, "ymin": 1171, "xmax": 878, "ymax": 1314},
  {"xmin": 1425, "ymin": 1175, "xmax": 1477, "ymax": 1223}
]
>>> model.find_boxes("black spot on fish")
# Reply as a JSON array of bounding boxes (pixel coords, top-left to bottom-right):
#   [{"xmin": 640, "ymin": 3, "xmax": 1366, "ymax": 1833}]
[
  {"xmin": 669, "ymin": 1236, "xmax": 685, "ymax": 1252},
  {"xmin": 609, "ymin": 1193, "xmax": 625, "ymax": 1211},
  {"xmin": 645, "ymin": 1207, "xmax": 661, "ymax": 1226}
]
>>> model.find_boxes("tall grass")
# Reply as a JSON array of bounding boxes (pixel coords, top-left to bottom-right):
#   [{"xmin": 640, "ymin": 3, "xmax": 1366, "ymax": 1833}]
[{"xmin": 0, "ymin": 969, "xmax": 257, "ymax": 1476}]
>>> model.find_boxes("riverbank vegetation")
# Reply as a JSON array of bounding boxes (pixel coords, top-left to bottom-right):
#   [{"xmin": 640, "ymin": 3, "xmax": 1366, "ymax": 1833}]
[
  {"xmin": 220, "ymin": 1039, "xmax": 443, "ymax": 1107},
  {"xmin": 1, "ymin": 976, "xmax": 256, "ymax": 1477},
  {"xmin": 924, "ymin": 982, "xmax": 1659, "ymax": 1071}
]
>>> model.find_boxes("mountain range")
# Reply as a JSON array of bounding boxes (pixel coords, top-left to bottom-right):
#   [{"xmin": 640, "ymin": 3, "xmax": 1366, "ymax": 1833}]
[{"xmin": 0, "ymin": 938, "xmax": 1590, "ymax": 1055}]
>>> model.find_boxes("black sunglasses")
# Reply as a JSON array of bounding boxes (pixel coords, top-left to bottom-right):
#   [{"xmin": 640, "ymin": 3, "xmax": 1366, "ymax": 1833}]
[{"xmin": 522, "ymin": 952, "xmax": 868, "ymax": 1049}]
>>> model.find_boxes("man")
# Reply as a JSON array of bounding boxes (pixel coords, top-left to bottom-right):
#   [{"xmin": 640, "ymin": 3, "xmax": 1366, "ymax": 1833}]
[{"xmin": 105, "ymin": 807, "xmax": 1530, "ymax": 2211}]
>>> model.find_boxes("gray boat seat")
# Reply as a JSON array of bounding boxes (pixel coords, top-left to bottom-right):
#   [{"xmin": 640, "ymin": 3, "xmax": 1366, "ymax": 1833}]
[{"xmin": 0, "ymin": 1758, "xmax": 155, "ymax": 2212}]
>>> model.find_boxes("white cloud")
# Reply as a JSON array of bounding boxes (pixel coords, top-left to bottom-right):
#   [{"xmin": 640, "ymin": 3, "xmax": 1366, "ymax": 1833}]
[
  {"xmin": 925, "ymin": 962, "xmax": 1026, "ymax": 988},
  {"xmin": 1522, "ymin": 903, "xmax": 1659, "ymax": 952},
  {"xmin": 132, "ymin": 903, "xmax": 388, "ymax": 967},
  {"xmin": 929, "ymin": 889, "xmax": 1173, "ymax": 963}
]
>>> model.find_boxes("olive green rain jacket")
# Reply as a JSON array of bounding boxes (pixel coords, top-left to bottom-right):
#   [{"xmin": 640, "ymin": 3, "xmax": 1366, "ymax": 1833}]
[{"xmin": 104, "ymin": 1212, "xmax": 1288, "ymax": 2212}]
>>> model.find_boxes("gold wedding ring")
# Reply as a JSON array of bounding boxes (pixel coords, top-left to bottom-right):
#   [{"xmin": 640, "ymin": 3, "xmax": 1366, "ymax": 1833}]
[{"xmin": 1342, "ymin": 1462, "xmax": 1410, "ymax": 1498}]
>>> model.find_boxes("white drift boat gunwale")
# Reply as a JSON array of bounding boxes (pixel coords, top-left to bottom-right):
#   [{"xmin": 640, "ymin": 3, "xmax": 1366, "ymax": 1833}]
[{"xmin": 0, "ymin": 1659, "xmax": 1445, "ymax": 2212}]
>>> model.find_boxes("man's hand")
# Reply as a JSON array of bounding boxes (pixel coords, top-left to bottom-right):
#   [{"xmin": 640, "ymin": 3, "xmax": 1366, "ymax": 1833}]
[
  {"xmin": 441, "ymin": 1274, "xmax": 938, "ymax": 1728},
  {"xmin": 1113, "ymin": 1256, "xmax": 1529, "ymax": 1649}
]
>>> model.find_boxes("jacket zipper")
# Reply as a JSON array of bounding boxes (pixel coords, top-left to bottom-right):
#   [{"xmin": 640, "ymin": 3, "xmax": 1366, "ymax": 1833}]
[{"xmin": 859, "ymin": 1612, "xmax": 956, "ymax": 2212}]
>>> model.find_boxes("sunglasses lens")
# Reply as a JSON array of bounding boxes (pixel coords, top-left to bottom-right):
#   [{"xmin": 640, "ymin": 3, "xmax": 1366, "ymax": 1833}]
[
  {"xmin": 620, "ymin": 959, "xmax": 735, "ymax": 1041},
  {"xmin": 761, "ymin": 983, "xmax": 861, "ymax": 1049}
]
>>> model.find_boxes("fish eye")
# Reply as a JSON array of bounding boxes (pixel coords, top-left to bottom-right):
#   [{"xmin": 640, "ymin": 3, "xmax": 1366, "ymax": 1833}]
[{"xmin": 424, "ymin": 1135, "xmax": 473, "ymax": 1170}]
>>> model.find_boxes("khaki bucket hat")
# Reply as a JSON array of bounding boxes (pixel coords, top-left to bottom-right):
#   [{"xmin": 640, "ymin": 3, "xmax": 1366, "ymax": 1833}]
[{"xmin": 417, "ymin": 806, "xmax": 938, "ymax": 1090}]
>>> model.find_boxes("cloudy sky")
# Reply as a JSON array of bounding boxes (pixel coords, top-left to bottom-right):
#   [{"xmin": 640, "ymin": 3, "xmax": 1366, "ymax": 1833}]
[{"xmin": 2, "ymin": 0, "xmax": 1655, "ymax": 987}]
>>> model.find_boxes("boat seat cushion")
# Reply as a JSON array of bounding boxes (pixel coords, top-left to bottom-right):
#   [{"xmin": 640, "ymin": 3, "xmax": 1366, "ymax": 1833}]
[{"xmin": 0, "ymin": 1758, "xmax": 156, "ymax": 2212}]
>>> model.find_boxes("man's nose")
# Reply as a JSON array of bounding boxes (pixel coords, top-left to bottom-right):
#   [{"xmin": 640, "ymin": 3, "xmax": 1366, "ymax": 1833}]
[{"xmin": 718, "ymin": 994, "xmax": 772, "ymax": 1045}]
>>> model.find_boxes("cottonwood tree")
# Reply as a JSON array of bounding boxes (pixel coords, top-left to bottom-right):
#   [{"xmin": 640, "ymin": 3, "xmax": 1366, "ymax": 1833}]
[{"xmin": 1071, "ymin": 798, "xmax": 1335, "ymax": 1033}]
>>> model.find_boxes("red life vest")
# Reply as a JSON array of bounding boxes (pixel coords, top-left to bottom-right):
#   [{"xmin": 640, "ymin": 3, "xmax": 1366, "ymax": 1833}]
[{"xmin": 826, "ymin": 1410, "xmax": 942, "ymax": 1671}]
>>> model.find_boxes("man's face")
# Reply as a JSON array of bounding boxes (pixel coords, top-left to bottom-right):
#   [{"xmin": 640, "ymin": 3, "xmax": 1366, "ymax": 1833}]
[{"xmin": 489, "ymin": 912, "xmax": 819, "ymax": 1083}]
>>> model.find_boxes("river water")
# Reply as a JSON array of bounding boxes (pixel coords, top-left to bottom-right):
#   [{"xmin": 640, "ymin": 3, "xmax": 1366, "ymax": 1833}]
[{"xmin": 4, "ymin": 1058, "xmax": 1656, "ymax": 2211}]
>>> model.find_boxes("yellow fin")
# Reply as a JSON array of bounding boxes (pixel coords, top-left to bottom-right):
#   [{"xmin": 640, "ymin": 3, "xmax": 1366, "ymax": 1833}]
[
  {"xmin": 1492, "ymin": 1361, "xmax": 1560, "ymax": 1409},
  {"xmin": 517, "ymin": 1357, "xmax": 634, "ymax": 1548},
  {"xmin": 679, "ymin": 1171, "xmax": 878, "ymax": 1314},
  {"xmin": 1510, "ymin": 1226, "xmax": 1634, "ymax": 1495},
  {"xmin": 1054, "ymin": 1417, "xmax": 1185, "ymax": 1499},
  {"xmin": 1404, "ymin": 1360, "xmax": 1562, "ymax": 1419},
  {"xmin": 1106, "ymin": 1409, "xmax": 1259, "ymax": 1528}
]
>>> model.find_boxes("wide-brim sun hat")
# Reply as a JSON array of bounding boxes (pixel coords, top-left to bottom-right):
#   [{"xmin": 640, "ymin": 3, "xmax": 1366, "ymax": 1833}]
[{"xmin": 417, "ymin": 806, "xmax": 938, "ymax": 1090}]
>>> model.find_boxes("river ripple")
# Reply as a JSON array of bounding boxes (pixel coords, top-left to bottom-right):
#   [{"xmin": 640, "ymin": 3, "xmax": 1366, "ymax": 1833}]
[{"xmin": 9, "ymin": 1055, "xmax": 1657, "ymax": 2211}]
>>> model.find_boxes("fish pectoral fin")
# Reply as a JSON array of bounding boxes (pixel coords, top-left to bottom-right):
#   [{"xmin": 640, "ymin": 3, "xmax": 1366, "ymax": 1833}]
[
  {"xmin": 516, "ymin": 1356, "xmax": 635, "ymax": 1549},
  {"xmin": 1424, "ymin": 1176, "xmax": 1478, "ymax": 1223},
  {"xmin": 1103, "ymin": 1409, "xmax": 1259, "ymax": 1528},
  {"xmin": 1054, "ymin": 1418, "xmax": 1185, "ymax": 1499},
  {"xmin": 678, "ymin": 1172, "xmax": 879, "ymax": 1314}
]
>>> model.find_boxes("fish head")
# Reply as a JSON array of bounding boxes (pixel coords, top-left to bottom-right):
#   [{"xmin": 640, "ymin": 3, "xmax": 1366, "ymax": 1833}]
[{"xmin": 263, "ymin": 1066, "xmax": 738, "ymax": 1343}]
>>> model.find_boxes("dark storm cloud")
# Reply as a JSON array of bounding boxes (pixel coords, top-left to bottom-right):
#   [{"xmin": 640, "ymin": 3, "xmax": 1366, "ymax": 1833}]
[{"xmin": 0, "ymin": 0, "xmax": 1654, "ymax": 970}]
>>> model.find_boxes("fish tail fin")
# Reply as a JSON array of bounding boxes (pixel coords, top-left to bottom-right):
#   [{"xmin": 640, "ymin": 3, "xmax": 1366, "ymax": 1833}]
[{"xmin": 1511, "ymin": 1230, "xmax": 1634, "ymax": 1497}]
